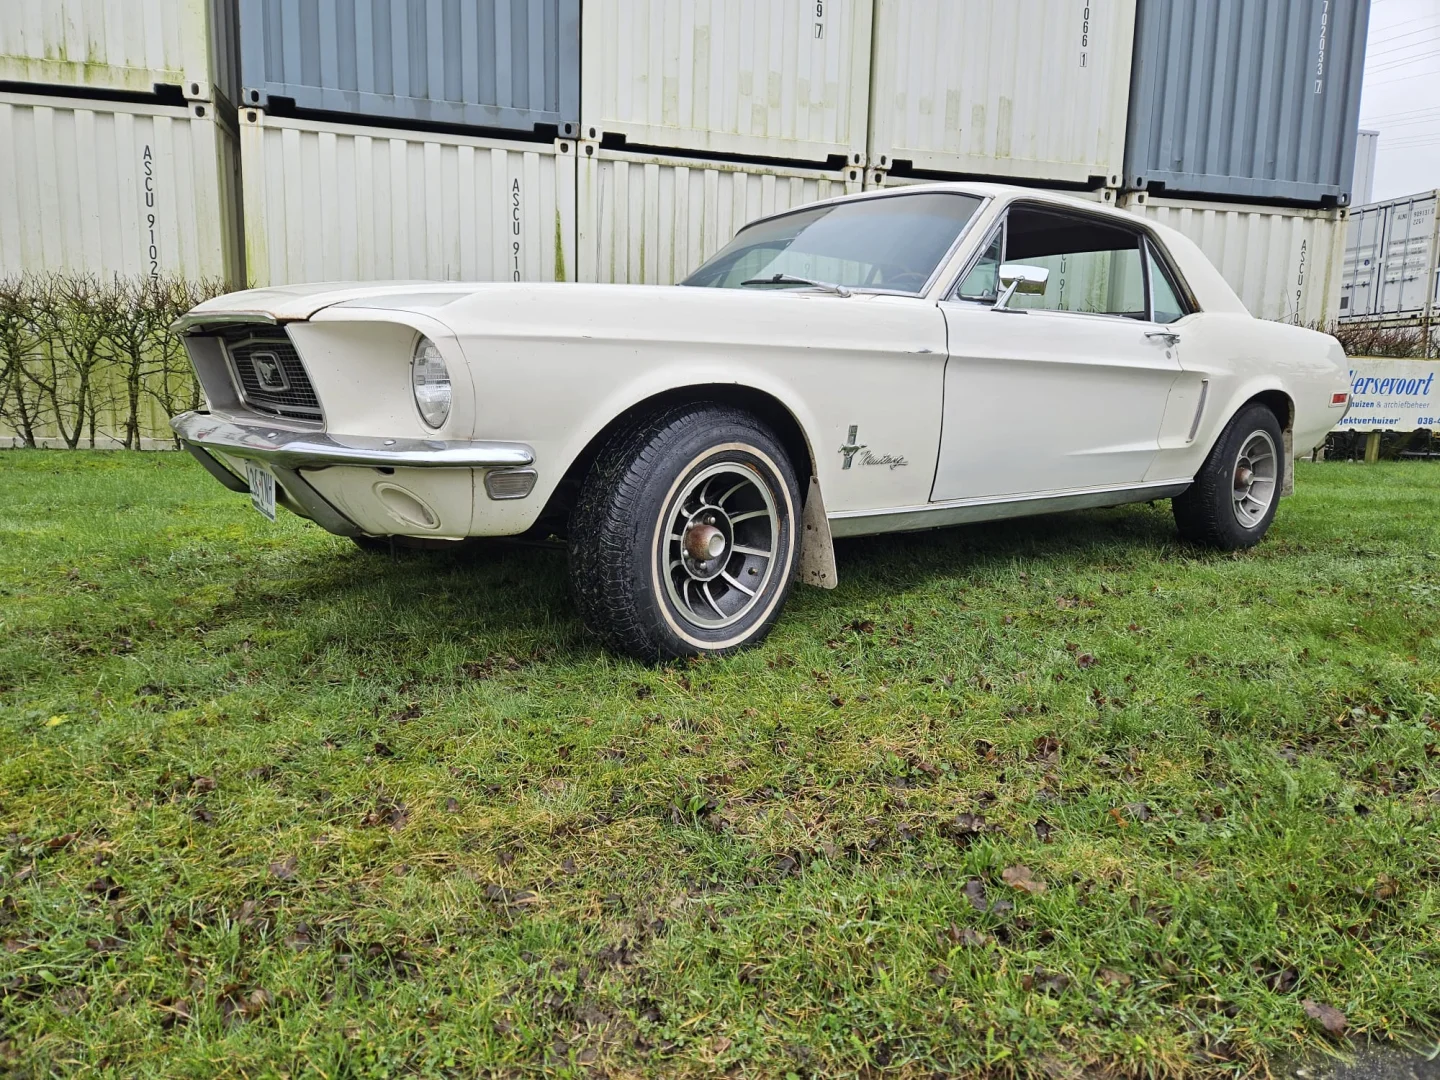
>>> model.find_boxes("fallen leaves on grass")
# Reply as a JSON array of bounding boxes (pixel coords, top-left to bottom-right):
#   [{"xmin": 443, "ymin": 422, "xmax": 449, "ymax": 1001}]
[
  {"xmin": 218, "ymin": 985, "xmax": 272, "ymax": 1028},
  {"xmin": 360, "ymin": 798, "xmax": 409, "ymax": 831},
  {"xmin": 1301, "ymin": 998, "xmax": 1347, "ymax": 1037},
  {"xmin": 1022, "ymin": 969, "xmax": 1070, "ymax": 994},
  {"xmin": 1097, "ymin": 968, "xmax": 1132, "ymax": 989},
  {"xmin": 1075, "ymin": 653, "xmax": 1097, "ymax": 669},
  {"xmin": 1001, "ymin": 865, "xmax": 1047, "ymax": 894},
  {"xmin": 268, "ymin": 855, "xmax": 298, "ymax": 881},
  {"xmin": 85, "ymin": 876, "xmax": 122, "ymax": 900},
  {"xmin": 964, "ymin": 878, "xmax": 989, "ymax": 912}
]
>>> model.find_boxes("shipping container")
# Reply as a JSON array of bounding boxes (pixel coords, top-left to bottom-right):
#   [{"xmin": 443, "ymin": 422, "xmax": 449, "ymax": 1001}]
[
  {"xmin": 1340, "ymin": 192, "xmax": 1439, "ymax": 323},
  {"xmin": 577, "ymin": 146, "xmax": 861, "ymax": 284},
  {"xmin": 1125, "ymin": 0, "xmax": 1370, "ymax": 205},
  {"xmin": 580, "ymin": 0, "xmax": 871, "ymax": 166},
  {"xmin": 1121, "ymin": 193, "xmax": 1346, "ymax": 325},
  {"xmin": 1352, "ymin": 130, "xmax": 1378, "ymax": 206},
  {"xmin": 1, "ymin": 0, "xmax": 239, "ymax": 104},
  {"xmin": 238, "ymin": 0, "xmax": 578, "ymax": 134},
  {"xmin": 867, "ymin": 0, "xmax": 1134, "ymax": 187},
  {"xmin": 0, "ymin": 92, "xmax": 242, "ymax": 284},
  {"xmin": 240, "ymin": 110, "xmax": 576, "ymax": 287}
]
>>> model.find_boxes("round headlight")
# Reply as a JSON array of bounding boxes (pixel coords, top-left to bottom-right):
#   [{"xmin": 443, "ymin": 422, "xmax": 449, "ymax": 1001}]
[{"xmin": 411, "ymin": 336, "xmax": 451, "ymax": 429}]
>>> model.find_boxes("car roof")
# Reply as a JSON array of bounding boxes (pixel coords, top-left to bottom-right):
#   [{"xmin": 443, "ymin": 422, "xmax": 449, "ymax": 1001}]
[{"xmin": 748, "ymin": 180, "xmax": 1129, "ymax": 226}]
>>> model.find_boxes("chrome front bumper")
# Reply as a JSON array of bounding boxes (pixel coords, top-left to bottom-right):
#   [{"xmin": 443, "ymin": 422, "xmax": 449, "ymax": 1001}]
[
  {"xmin": 170, "ymin": 411, "xmax": 534, "ymax": 470},
  {"xmin": 171, "ymin": 411, "xmax": 536, "ymax": 537}
]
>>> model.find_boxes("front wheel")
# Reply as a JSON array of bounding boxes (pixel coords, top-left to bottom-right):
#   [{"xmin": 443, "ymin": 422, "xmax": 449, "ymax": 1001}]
[
  {"xmin": 568, "ymin": 404, "xmax": 801, "ymax": 661},
  {"xmin": 1172, "ymin": 402, "xmax": 1285, "ymax": 550}
]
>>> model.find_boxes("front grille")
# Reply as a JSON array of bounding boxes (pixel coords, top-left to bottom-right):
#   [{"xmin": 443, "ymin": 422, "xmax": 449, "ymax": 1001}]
[{"xmin": 222, "ymin": 330, "xmax": 323, "ymax": 421}]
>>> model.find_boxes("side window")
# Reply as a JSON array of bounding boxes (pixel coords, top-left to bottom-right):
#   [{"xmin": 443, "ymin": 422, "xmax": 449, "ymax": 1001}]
[
  {"xmin": 1002, "ymin": 207, "xmax": 1148, "ymax": 319},
  {"xmin": 1147, "ymin": 240, "xmax": 1187, "ymax": 324},
  {"xmin": 956, "ymin": 229, "xmax": 1003, "ymax": 302}
]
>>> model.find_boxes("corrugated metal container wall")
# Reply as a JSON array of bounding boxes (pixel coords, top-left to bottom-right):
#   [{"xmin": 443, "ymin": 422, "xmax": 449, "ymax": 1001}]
[
  {"xmin": 1352, "ymin": 130, "xmax": 1378, "ymax": 206},
  {"xmin": 1125, "ymin": 0, "xmax": 1370, "ymax": 205},
  {"xmin": 1340, "ymin": 192, "xmax": 1439, "ymax": 322},
  {"xmin": 1121, "ymin": 193, "xmax": 1346, "ymax": 325},
  {"xmin": 867, "ymin": 0, "xmax": 1135, "ymax": 186},
  {"xmin": 238, "ymin": 0, "xmax": 579, "ymax": 134},
  {"xmin": 0, "ymin": 92, "xmax": 242, "ymax": 284},
  {"xmin": 580, "ymin": 0, "xmax": 871, "ymax": 165},
  {"xmin": 0, "ymin": 0, "xmax": 239, "ymax": 104},
  {"xmin": 240, "ymin": 111, "xmax": 576, "ymax": 286},
  {"xmin": 577, "ymin": 147, "xmax": 862, "ymax": 284}
]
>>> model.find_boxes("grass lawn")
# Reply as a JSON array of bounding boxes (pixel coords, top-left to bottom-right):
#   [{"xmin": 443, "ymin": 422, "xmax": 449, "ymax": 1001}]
[{"xmin": 1, "ymin": 451, "xmax": 1438, "ymax": 1079}]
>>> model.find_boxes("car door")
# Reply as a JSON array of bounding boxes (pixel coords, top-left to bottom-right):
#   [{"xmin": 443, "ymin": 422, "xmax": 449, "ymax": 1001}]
[{"xmin": 932, "ymin": 203, "xmax": 1186, "ymax": 503}]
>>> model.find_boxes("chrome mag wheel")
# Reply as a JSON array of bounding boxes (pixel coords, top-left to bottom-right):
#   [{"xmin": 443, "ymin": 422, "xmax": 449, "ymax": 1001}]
[
  {"xmin": 661, "ymin": 462, "xmax": 779, "ymax": 630},
  {"xmin": 1231, "ymin": 429, "xmax": 1278, "ymax": 529}
]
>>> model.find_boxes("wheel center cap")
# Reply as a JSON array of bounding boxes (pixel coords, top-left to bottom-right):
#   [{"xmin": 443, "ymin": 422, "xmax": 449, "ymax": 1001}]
[
  {"xmin": 1235, "ymin": 462, "xmax": 1255, "ymax": 492},
  {"xmin": 684, "ymin": 522, "xmax": 727, "ymax": 562}
]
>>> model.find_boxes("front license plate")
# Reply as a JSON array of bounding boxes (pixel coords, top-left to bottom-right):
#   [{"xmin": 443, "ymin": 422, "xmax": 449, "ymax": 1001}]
[{"xmin": 246, "ymin": 461, "xmax": 276, "ymax": 521}]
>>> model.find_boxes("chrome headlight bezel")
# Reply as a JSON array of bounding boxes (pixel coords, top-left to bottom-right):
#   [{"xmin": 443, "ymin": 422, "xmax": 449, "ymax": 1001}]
[{"xmin": 410, "ymin": 336, "xmax": 452, "ymax": 429}]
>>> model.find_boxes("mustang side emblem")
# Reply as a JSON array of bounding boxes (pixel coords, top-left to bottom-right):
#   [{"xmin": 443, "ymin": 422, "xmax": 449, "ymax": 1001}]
[
  {"xmin": 861, "ymin": 450, "xmax": 908, "ymax": 470},
  {"xmin": 840, "ymin": 426, "xmax": 907, "ymax": 470},
  {"xmin": 250, "ymin": 352, "xmax": 289, "ymax": 393}
]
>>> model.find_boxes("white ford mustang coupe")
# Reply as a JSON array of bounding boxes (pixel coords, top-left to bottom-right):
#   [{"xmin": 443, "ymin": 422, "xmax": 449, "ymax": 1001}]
[{"xmin": 172, "ymin": 183, "xmax": 1350, "ymax": 660}]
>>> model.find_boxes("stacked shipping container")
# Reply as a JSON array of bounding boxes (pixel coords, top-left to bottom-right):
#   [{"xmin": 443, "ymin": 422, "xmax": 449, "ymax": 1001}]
[
  {"xmin": 0, "ymin": 0, "xmax": 243, "ymax": 283},
  {"xmin": 1, "ymin": 0, "xmax": 1372, "ymax": 317},
  {"xmin": 1340, "ymin": 192, "xmax": 1439, "ymax": 331}
]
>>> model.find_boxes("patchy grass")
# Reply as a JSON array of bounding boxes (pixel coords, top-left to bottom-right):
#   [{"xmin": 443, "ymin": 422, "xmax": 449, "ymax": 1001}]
[{"xmin": 1, "ymin": 451, "xmax": 1438, "ymax": 1079}]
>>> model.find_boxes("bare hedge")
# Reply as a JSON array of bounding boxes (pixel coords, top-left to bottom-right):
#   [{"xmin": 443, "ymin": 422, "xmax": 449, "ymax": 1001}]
[
  {"xmin": 1329, "ymin": 321, "xmax": 1435, "ymax": 360},
  {"xmin": 0, "ymin": 274, "xmax": 226, "ymax": 449}
]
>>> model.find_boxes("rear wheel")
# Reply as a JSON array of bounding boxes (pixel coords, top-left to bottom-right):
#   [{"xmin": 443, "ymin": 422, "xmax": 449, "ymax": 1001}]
[
  {"xmin": 1172, "ymin": 403, "xmax": 1284, "ymax": 550},
  {"xmin": 569, "ymin": 404, "xmax": 801, "ymax": 661}
]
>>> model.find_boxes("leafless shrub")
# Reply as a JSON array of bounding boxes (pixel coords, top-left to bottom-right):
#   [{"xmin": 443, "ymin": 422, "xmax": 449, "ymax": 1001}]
[
  {"xmin": 0, "ymin": 274, "xmax": 227, "ymax": 449},
  {"xmin": 1329, "ymin": 321, "xmax": 1434, "ymax": 359}
]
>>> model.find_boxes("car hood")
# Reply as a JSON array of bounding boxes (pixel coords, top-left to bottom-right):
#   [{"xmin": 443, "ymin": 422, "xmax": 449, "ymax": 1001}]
[
  {"xmin": 181, "ymin": 281, "xmax": 482, "ymax": 323},
  {"xmin": 181, "ymin": 280, "xmax": 904, "ymax": 326}
]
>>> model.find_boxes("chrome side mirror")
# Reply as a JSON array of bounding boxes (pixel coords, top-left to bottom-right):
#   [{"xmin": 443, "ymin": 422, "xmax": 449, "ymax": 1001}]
[{"xmin": 995, "ymin": 263, "xmax": 1049, "ymax": 310}]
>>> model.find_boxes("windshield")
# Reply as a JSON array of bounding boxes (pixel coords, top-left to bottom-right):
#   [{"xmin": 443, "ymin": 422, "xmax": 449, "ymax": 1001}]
[{"xmin": 681, "ymin": 192, "xmax": 984, "ymax": 295}]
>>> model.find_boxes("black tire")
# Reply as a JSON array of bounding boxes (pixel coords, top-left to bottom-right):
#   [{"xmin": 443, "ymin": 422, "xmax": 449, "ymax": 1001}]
[
  {"xmin": 568, "ymin": 403, "xmax": 802, "ymax": 662},
  {"xmin": 1173, "ymin": 402, "xmax": 1285, "ymax": 551}
]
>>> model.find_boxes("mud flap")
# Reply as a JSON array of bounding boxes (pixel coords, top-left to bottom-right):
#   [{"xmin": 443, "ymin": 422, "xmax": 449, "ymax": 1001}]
[
  {"xmin": 1282, "ymin": 428, "xmax": 1295, "ymax": 497},
  {"xmin": 797, "ymin": 476, "xmax": 837, "ymax": 589}
]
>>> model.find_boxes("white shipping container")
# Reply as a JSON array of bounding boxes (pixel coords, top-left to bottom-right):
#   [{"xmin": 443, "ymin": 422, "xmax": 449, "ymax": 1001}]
[
  {"xmin": 1340, "ymin": 192, "xmax": 1438, "ymax": 324},
  {"xmin": 0, "ymin": 0, "xmax": 239, "ymax": 104},
  {"xmin": 868, "ymin": 0, "xmax": 1134, "ymax": 186},
  {"xmin": 1352, "ymin": 130, "xmax": 1378, "ymax": 208},
  {"xmin": 1121, "ymin": 194, "xmax": 1346, "ymax": 326},
  {"xmin": 0, "ymin": 92, "xmax": 242, "ymax": 284},
  {"xmin": 240, "ymin": 111, "xmax": 577, "ymax": 287},
  {"xmin": 577, "ymin": 145, "xmax": 863, "ymax": 285},
  {"xmin": 580, "ymin": 0, "xmax": 872, "ymax": 165}
]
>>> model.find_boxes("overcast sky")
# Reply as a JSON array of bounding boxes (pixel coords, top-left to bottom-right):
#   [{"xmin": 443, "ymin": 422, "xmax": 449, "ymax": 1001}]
[{"xmin": 1359, "ymin": 0, "xmax": 1440, "ymax": 202}]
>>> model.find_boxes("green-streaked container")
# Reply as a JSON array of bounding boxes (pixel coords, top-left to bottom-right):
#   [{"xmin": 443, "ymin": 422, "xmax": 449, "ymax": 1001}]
[{"xmin": 0, "ymin": 0, "xmax": 239, "ymax": 105}]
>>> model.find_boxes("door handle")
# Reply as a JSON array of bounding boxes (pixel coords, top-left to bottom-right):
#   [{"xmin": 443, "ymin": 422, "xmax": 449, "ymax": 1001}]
[{"xmin": 1146, "ymin": 331, "xmax": 1181, "ymax": 346}]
